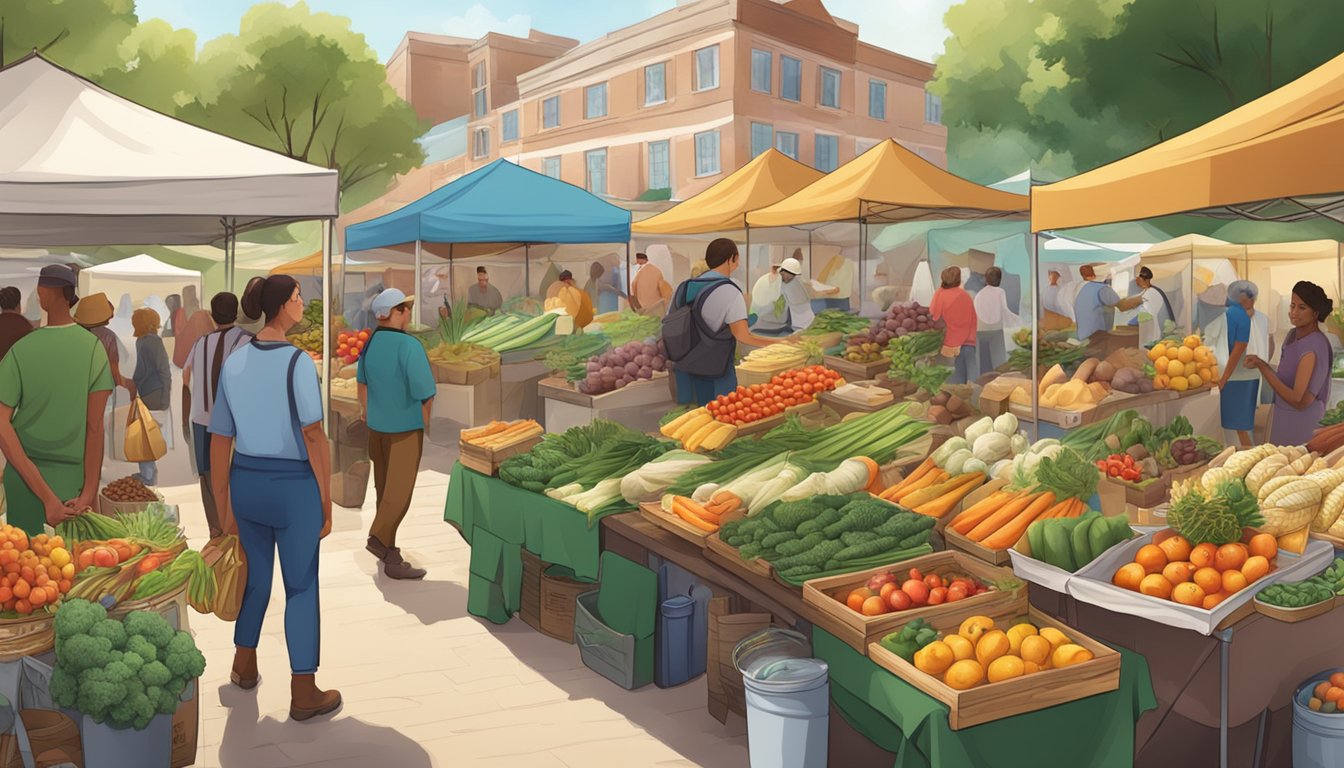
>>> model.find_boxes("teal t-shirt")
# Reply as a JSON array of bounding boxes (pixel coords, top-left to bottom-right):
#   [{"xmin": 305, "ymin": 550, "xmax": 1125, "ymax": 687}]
[{"xmin": 356, "ymin": 328, "xmax": 437, "ymax": 433}]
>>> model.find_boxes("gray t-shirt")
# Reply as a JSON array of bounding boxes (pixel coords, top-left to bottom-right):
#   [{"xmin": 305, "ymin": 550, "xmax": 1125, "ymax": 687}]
[
  {"xmin": 694, "ymin": 270, "xmax": 748, "ymax": 331},
  {"xmin": 467, "ymin": 283, "xmax": 503, "ymax": 311}
]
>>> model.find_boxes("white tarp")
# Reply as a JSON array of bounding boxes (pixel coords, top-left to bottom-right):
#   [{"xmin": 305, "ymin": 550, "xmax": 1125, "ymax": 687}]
[
  {"xmin": 0, "ymin": 54, "xmax": 338, "ymax": 247},
  {"xmin": 80, "ymin": 255, "xmax": 202, "ymax": 312}
]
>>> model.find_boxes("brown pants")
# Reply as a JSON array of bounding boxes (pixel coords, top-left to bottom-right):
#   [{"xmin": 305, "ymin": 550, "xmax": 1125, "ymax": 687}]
[{"xmin": 369, "ymin": 429, "xmax": 424, "ymax": 548}]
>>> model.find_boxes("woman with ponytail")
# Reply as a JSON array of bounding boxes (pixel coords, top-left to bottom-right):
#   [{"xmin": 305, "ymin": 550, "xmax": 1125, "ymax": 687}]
[
  {"xmin": 1245, "ymin": 280, "xmax": 1335, "ymax": 446},
  {"xmin": 208, "ymin": 274, "xmax": 340, "ymax": 721}
]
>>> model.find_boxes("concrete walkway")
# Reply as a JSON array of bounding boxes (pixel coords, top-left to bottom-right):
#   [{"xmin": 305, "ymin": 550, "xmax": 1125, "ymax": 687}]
[{"xmin": 162, "ymin": 471, "xmax": 750, "ymax": 768}]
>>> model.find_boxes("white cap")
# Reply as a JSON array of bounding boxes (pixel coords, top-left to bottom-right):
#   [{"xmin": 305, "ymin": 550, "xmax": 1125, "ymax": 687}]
[
  {"xmin": 371, "ymin": 288, "xmax": 414, "ymax": 319},
  {"xmin": 779, "ymin": 258, "xmax": 803, "ymax": 275}
]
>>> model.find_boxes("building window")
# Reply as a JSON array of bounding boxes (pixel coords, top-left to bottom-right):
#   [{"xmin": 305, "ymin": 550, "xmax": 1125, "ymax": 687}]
[
  {"xmin": 775, "ymin": 131, "xmax": 799, "ymax": 160},
  {"xmin": 815, "ymin": 133, "xmax": 838, "ymax": 172},
  {"xmin": 869, "ymin": 80, "xmax": 887, "ymax": 120},
  {"xmin": 472, "ymin": 62, "xmax": 486, "ymax": 89},
  {"xmin": 751, "ymin": 49, "xmax": 772, "ymax": 94},
  {"xmin": 644, "ymin": 62, "xmax": 666, "ymax": 106},
  {"xmin": 502, "ymin": 110, "xmax": 519, "ymax": 143},
  {"xmin": 648, "ymin": 140, "xmax": 670, "ymax": 191},
  {"xmin": 472, "ymin": 62, "xmax": 488, "ymax": 118},
  {"xmin": 474, "ymin": 89, "xmax": 487, "ymax": 118},
  {"xmin": 586, "ymin": 148, "xmax": 608, "ymax": 195},
  {"xmin": 750, "ymin": 123, "xmax": 773, "ymax": 159},
  {"xmin": 585, "ymin": 83, "xmax": 608, "ymax": 119},
  {"xmin": 542, "ymin": 156, "xmax": 561, "ymax": 179},
  {"xmin": 542, "ymin": 96, "xmax": 560, "ymax": 129},
  {"xmin": 925, "ymin": 91, "xmax": 943, "ymax": 124},
  {"xmin": 820, "ymin": 67, "xmax": 841, "ymax": 109},
  {"xmin": 781, "ymin": 56, "xmax": 802, "ymax": 101},
  {"xmin": 694, "ymin": 45, "xmax": 720, "ymax": 91},
  {"xmin": 694, "ymin": 130, "xmax": 720, "ymax": 176},
  {"xmin": 472, "ymin": 127, "xmax": 489, "ymax": 160}
]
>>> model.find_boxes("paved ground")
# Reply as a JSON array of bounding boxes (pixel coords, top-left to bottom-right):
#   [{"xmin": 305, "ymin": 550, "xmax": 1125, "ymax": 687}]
[{"xmin": 156, "ymin": 469, "xmax": 750, "ymax": 768}]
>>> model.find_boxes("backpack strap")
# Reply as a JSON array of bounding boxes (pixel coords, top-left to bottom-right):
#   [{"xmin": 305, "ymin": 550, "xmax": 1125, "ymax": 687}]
[
  {"xmin": 207, "ymin": 330, "xmax": 228, "ymax": 410},
  {"xmin": 286, "ymin": 348, "xmax": 308, "ymax": 460}
]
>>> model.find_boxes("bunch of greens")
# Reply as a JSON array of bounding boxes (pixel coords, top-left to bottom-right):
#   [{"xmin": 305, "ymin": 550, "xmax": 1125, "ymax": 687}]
[
  {"xmin": 50, "ymin": 600, "xmax": 206, "ymax": 731},
  {"xmin": 1005, "ymin": 335, "xmax": 1090, "ymax": 372},
  {"xmin": 1167, "ymin": 479, "xmax": 1264, "ymax": 545},
  {"xmin": 541, "ymin": 333, "xmax": 612, "ymax": 381},
  {"xmin": 1030, "ymin": 446, "xmax": 1100, "ymax": 502},
  {"xmin": 884, "ymin": 331, "xmax": 949, "ymax": 393},
  {"xmin": 596, "ymin": 311, "xmax": 660, "ymax": 346},
  {"xmin": 1323, "ymin": 400, "xmax": 1344, "ymax": 426},
  {"xmin": 1258, "ymin": 558, "xmax": 1344, "ymax": 608},
  {"xmin": 804, "ymin": 310, "xmax": 871, "ymax": 337},
  {"xmin": 1063, "ymin": 409, "xmax": 1142, "ymax": 462},
  {"xmin": 301, "ymin": 299, "xmax": 323, "ymax": 330},
  {"xmin": 436, "ymin": 299, "xmax": 485, "ymax": 345},
  {"xmin": 879, "ymin": 619, "xmax": 939, "ymax": 662},
  {"xmin": 499, "ymin": 420, "xmax": 641, "ymax": 493}
]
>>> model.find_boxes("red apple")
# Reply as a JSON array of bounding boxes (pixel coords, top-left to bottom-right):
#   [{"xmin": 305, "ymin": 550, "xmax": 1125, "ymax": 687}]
[
  {"xmin": 887, "ymin": 589, "xmax": 912, "ymax": 612},
  {"xmin": 901, "ymin": 579, "xmax": 929, "ymax": 606}
]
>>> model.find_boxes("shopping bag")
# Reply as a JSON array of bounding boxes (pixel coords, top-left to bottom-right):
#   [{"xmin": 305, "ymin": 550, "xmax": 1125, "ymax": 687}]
[
  {"xmin": 123, "ymin": 397, "xmax": 167, "ymax": 463},
  {"xmin": 196, "ymin": 535, "xmax": 246, "ymax": 622}
]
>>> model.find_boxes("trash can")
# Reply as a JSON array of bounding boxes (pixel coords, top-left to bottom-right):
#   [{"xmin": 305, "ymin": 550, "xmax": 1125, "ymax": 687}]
[
  {"xmin": 656, "ymin": 595, "xmax": 695, "ymax": 688},
  {"xmin": 733, "ymin": 628, "xmax": 829, "ymax": 768},
  {"xmin": 1295, "ymin": 669, "xmax": 1344, "ymax": 768}
]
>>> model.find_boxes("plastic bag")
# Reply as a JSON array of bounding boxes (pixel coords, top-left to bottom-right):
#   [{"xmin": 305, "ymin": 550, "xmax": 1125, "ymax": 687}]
[
  {"xmin": 122, "ymin": 398, "xmax": 167, "ymax": 463},
  {"xmin": 195, "ymin": 535, "xmax": 246, "ymax": 622}
]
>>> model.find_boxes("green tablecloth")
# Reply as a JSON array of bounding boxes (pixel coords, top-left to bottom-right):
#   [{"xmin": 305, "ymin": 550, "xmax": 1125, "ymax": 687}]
[
  {"xmin": 444, "ymin": 462, "xmax": 610, "ymax": 624},
  {"xmin": 814, "ymin": 628, "xmax": 1156, "ymax": 768}
]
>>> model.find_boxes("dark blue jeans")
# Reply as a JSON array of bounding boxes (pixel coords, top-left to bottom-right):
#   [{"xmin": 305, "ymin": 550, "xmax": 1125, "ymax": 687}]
[{"xmin": 230, "ymin": 453, "xmax": 323, "ymax": 675}]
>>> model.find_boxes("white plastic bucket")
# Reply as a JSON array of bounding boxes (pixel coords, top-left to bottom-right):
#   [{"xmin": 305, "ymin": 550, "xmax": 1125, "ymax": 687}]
[
  {"xmin": 1294, "ymin": 669, "xmax": 1344, "ymax": 768},
  {"xmin": 734, "ymin": 629, "xmax": 829, "ymax": 768}
]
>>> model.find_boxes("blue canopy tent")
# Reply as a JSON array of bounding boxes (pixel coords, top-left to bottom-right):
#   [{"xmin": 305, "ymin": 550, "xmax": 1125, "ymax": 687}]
[{"xmin": 344, "ymin": 158, "xmax": 633, "ymax": 303}]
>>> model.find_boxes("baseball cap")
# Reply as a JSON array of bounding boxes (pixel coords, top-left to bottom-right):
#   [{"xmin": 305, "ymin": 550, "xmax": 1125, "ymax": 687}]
[
  {"xmin": 38, "ymin": 265, "xmax": 78, "ymax": 289},
  {"xmin": 371, "ymin": 288, "xmax": 415, "ymax": 319},
  {"xmin": 779, "ymin": 258, "xmax": 802, "ymax": 276}
]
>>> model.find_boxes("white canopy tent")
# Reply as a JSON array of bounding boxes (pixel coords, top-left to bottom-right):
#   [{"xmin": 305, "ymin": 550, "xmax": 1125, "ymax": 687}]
[{"xmin": 80, "ymin": 255, "xmax": 202, "ymax": 310}]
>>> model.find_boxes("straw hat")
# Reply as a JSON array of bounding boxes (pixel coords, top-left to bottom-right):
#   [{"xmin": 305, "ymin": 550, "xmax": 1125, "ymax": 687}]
[{"xmin": 74, "ymin": 293, "xmax": 114, "ymax": 327}]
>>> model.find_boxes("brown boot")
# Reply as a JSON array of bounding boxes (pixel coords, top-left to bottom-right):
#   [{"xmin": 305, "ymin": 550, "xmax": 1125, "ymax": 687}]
[
  {"xmin": 366, "ymin": 535, "xmax": 390, "ymax": 561},
  {"xmin": 290, "ymin": 675, "xmax": 342, "ymax": 722},
  {"xmin": 382, "ymin": 547, "xmax": 426, "ymax": 580},
  {"xmin": 230, "ymin": 646, "xmax": 258, "ymax": 690}
]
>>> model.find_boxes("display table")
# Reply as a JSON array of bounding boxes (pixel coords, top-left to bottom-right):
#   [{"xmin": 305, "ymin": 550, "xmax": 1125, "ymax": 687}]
[
  {"xmin": 431, "ymin": 380, "xmax": 501, "ymax": 428},
  {"xmin": 815, "ymin": 629, "xmax": 1156, "ymax": 768},
  {"xmin": 444, "ymin": 463, "xmax": 617, "ymax": 624},
  {"xmin": 539, "ymin": 375, "xmax": 677, "ymax": 434},
  {"xmin": 500, "ymin": 359, "xmax": 550, "ymax": 424}
]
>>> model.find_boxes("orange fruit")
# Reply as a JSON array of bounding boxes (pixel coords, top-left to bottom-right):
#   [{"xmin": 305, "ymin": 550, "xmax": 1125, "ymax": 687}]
[
  {"xmin": 1241, "ymin": 555, "xmax": 1271, "ymax": 584},
  {"xmin": 1134, "ymin": 545, "xmax": 1168, "ymax": 575},
  {"xmin": 943, "ymin": 659, "xmax": 986, "ymax": 691},
  {"xmin": 1190, "ymin": 543, "xmax": 1218, "ymax": 569},
  {"xmin": 879, "ymin": 582, "xmax": 900, "ymax": 601},
  {"xmin": 1215, "ymin": 543, "xmax": 1248, "ymax": 573},
  {"xmin": 1316, "ymin": 682, "xmax": 1332, "ymax": 700},
  {"xmin": 846, "ymin": 590, "xmax": 870, "ymax": 613},
  {"xmin": 1139, "ymin": 574, "xmax": 1173, "ymax": 600},
  {"xmin": 1171, "ymin": 582, "xmax": 1205, "ymax": 606},
  {"xmin": 1329, "ymin": 687, "xmax": 1344, "ymax": 704},
  {"xmin": 975, "ymin": 631, "xmax": 1011, "ymax": 667},
  {"xmin": 1193, "ymin": 567, "xmax": 1223, "ymax": 594},
  {"xmin": 1331, "ymin": 673, "xmax": 1344, "ymax": 689},
  {"xmin": 1222, "ymin": 570, "xmax": 1249, "ymax": 594},
  {"xmin": 1113, "ymin": 563, "xmax": 1147, "ymax": 591},
  {"xmin": 861, "ymin": 596, "xmax": 888, "ymax": 616},
  {"xmin": 1157, "ymin": 535, "xmax": 1192, "ymax": 563},
  {"xmin": 1162, "ymin": 561, "xmax": 1196, "ymax": 585},
  {"xmin": 1202, "ymin": 592, "xmax": 1227, "ymax": 610},
  {"xmin": 1248, "ymin": 533, "xmax": 1277, "ymax": 561},
  {"xmin": 1155, "ymin": 357, "xmax": 1169, "ymax": 374}
]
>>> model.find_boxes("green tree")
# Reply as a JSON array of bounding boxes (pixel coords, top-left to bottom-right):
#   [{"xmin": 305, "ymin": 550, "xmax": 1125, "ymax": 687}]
[
  {"xmin": 0, "ymin": 0, "xmax": 136, "ymax": 71},
  {"xmin": 177, "ymin": 2, "xmax": 426, "ymax": 211},
  {"xmin": 96, "ymin": 19, "xmax": 198, "ymax": 113}
]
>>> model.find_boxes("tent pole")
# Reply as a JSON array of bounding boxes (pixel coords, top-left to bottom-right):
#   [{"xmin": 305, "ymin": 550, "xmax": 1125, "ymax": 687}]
[
  {"xmin": 1030, "ymin": 232, "xmax": 1040, "ymax": 442},
  {"xmin": 321, "ymin": 218, "xmax": 332, "ymax": 438},
  {"xmin": 448, "ymin": 244, "xmax": 455, "ymax": 301},
  {"xmin": 525, "ymin": 245, "xmax": 531, "ymax": 298},
  {"xmin": 860, "ymin": 219, "xmax": 868, "ymax": 313},
  {"xmin": 745, "ymin": 225, "xmax": 751, "ymax": 304},
  {"xmin": 624, "ymin": 242, "xmax": 631, "ymax": 310},
  {"xmin": 414, "ymin": 239, "xmax": 423, "ymax": 328},
  {"xmin": 1188, "ymin": 251, "xmax": 1194, "ymax": 334}
]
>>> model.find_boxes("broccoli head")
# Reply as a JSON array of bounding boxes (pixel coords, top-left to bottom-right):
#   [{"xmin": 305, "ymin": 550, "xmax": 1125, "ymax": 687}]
[
  {"xmin": 164, "ymin": 631, "xmax": 206, "ymax": 680},
  {"xmin": 123, "ymin": 611, "xmax": 175, "ymax": 650},
  {"xmin": 139, "ymin": 661, "xmax": 171, "ymax": 688},
  {"xmin": 76, "ymin": 667, "xmax": 126, "ymax": 719},
  {"xmin": 121, "ymin": 651, "xmax": 145, "ymax": 674},
  {"xmin": 58, "ymin": 635, "xmax": 113, "ymax": 673},
  {"xmin": 54, "ymin": 600, "xmax": 106, "ymax": 642},
  {"xmin": 89, "ymin": 619, "xmax": 128, "ymax": 650},
  {"xmin": 49, "ymin": 667, "xmax": 78, "ymax": 709},
  {"xmin": 125, "ymin": 635, "xmax": 157, "ymax": 665},
  {"xmin": 103, "ymin": 660, "xmax": 134, "ymax": 684}
]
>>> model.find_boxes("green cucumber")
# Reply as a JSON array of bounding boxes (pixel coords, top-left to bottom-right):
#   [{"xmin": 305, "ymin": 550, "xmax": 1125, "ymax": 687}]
[
  {"xmin": 1071, "ymin": 517, "xmax": 1097, "ymax": 567},
  {"xmin": 1027, "ymin": 519, "xmax": 1046, "ymax": 560},
  {"xmin": 1044, "ymin": 524, "xmax": 1076, "ymax": 572},
  {"xmin": 1088, "ymin": 515, "xmax": 1116, "ymax": 562}
]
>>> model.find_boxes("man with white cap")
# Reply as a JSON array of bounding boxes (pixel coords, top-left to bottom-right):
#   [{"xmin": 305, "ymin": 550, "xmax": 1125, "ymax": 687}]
[
  {"xmin": 777, "ymin": 257, "xmax": 817, "ymax": 332},
  {"xmin": 357, "ymin": 288, "xmax": 436, "ymax": 580}
]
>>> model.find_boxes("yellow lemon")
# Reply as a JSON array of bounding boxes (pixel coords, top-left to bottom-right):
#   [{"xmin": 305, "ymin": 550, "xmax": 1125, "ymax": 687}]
[
  {"xmin": 914, "ymin": 641, "xmax": 956, "ymax": 676},
  {"xmin": 1019, "ymin": 635, "xmax": 1052, "ymax": 666},
  {"xmin": 49, "ymin": 548, "xmax": 71, "ymax": 569},
  {"xmin": 1023, "ymin": 661, "xmax": 1043, "ymax": 675},
  {"xmin": 1166, "ymin": 347, "xmax": 1181, "ymax": 361},
  {"xmin": 1167, "ymin": 359, "xmax": 1185, "ymax": 378},
  {"xmin": 1006, "ymin": 624, "xmax": 1038, "ymax": 656},
  {"xmin": 975, "ymin": 630, "xmax": 1011, "ymax": 667},
  {"xmin": 958, "ymin": 616, "xmax": 995, "ymax": 643},
  {"xmin": 1198, "ymin": 367, "xmax": 1213, "ymax": 382},
  {"xmin": 1039, "ymin": 627, "xmax": 1071, "ymax": 652},
  {"xmin": 1051, "ymin": 643, "xmax": 1095, "ymax": 669},
  {"xmin": 1184, "ymin": 334, "xmax": 1201, "ymax": 349},
  {"xmin": 1154, "ymin": 356, "xmax": 1169, "ymax": 374},
  {"xmin": 1170, "ymin": 375, "xmax": 1189, "ymax": 392},
  {"xmin": 943, "ymin": 659, "xmax": 986, "ymax": 690},
  {"xmin": 943, "ymin": 634, "xmax": 975, "ymax": 662},
  {"xmin": 987, "ymin": 655, "xmax": 1026, "ymax": 684},
  {"xmin": 1186, "ymin": 374, "xmax": 1203, "ymax": 389},
  {"xmin": 1177, "ymin": 346, "xmax": 1195, "ymax": 364}
]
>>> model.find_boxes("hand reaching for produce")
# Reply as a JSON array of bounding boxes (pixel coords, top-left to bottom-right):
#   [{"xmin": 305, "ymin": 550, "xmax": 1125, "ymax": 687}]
[{"xmin": 46, "ymin": 498, "xmax": 78, "ymax": 527}]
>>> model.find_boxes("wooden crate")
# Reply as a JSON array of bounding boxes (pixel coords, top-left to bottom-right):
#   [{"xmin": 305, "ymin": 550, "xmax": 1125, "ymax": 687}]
[
  {"xmin": 733, "ymin": 400, "xmax": 822, "ymax": 438},
  {"xmin": 539, "ymin": 566, "xmax": 594, "ymax": 644},
  {"xmin": 1101, "ymin": 474, "xmax": 1168, "ymax": 510},
  {"xmin": 707, "ymin": 597, "xmax": 773, "ymax": 723},
  {"xmin": 866, "ymin": 600, "xmax": 1121, "ymax": 730},
  {"xmin": 823, "ymin": 355, "xmax": 890, "ymax": 383},
  {"xmin": 736, "ymin": 361, "xmax": 797, "ymax": 387},
  {"xmin": 802, "ymin": 550, "xmax": 1020, "ymax": 654},
  {"xmin": 459, "ymin": 434, "xmax": 543, "ymax": 476},
  {"xmin": 637, "ymin": 502, "xmax": 745, "ymax": 549},
  {"xmin": 520, "ymin": 549, "xmax": 544, "ymax": 633},
  {"xmin": 943, "ymin": 525, "xmax": 1013, "ymax": 566},
  {"xmin": 432, "ymin": 360, "xmax": 500, "ymax": 385}
]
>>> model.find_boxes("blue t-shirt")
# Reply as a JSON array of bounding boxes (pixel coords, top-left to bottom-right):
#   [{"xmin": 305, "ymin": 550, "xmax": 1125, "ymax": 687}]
[
  {"xmin": 209, "ymin": 342, "xmax": 323, "ymax": 460},
  {"xmin": 1074, "ymin": 281, "xmax": 1120, "ymax": 340},
  {"xmin": 1225, "ymin": 304, "xmax": 1251, "ymax": 351},
  {"xmin": 356, "ymin": 328, "xmax": 437, "ymax": 433}
]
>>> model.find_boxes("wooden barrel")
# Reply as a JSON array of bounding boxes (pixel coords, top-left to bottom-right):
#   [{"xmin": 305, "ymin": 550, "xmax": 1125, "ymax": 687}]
[
  {"xmin": 109, "ymin": 582, "xmax": 189, "ymax": 630},
  {"xmin": 0, "ymin": 613, "xmax": 55, "ymax": 662}
]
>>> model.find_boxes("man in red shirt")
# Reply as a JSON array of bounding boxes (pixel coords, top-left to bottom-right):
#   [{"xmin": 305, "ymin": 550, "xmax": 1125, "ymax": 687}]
[{"xmin": 931, "ymin": 267, "xmax": 979, "ymax": 384}]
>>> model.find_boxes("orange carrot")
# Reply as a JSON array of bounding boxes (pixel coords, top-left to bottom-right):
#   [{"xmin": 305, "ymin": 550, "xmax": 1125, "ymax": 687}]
[
  {"xmin": 1037, "ymin": 498, "xmax": 1073, "ymax": 520},
  {"xmin": 949, "ymin": 490, "xmax": 1018, "ymax": 534},
  {"xmin": 672, "ymin": 498, "xmax": 718, "ymax": 531},
  {"xmin": 856, "ymin": 457, "xmax": 882, "ymax": 493},
  {"xmin": 967, "ymin": 491, "xmax": 1047, "ymax": 542},
  {"xmin": 910, "ymin": 474, "xmax": 986, "ymax": 517},
  {"xmin": 982, "ymin": 492, "xmax": 1059, "ymax": 549},
  {"xmin": 1061, "ymin": 498, "xmax": 1085, "ymax": 519},
  {"xmin": 884, "ymin": 458, "xmax": 935, "ymax": 497}
]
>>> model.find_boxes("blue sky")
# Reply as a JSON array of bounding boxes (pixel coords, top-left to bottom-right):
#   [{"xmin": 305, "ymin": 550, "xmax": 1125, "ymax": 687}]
[{"xmin": 132, "ymin": 0, "xmax": 956, "ymax": 63}]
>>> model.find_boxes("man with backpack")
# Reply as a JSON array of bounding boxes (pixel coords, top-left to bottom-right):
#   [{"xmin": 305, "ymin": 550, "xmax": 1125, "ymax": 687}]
[
  {"xmin": 182, "ymin": 293, "xmax": 253, "ymax": 538},
  {"xmin": 662, "ymin": 238, "xmax": 788, "ymax": 406}
]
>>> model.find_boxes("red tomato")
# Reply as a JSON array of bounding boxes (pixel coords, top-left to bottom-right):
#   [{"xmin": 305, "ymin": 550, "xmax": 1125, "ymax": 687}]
[
  {"xmin": 927, "ymin": 587, "xmax": 947, "ymax": 605},
  {"xmin": 924, "ymin": 574, "xmax": 943, "ymax": 589},
  {"xmin": 946, "ymin": 584, "xmax": 968, "ymax": 602}
]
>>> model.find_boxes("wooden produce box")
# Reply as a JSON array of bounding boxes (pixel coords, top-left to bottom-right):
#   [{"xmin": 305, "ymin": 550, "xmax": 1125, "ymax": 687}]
[
  {"xmin": 431, "ymin": 360, "xmax": 500, "ymax": 386},
  {"xmin": 459, "ymin": 434, "xmax": 543, "ymax": 476},
  {"xmin": 736, "ymin": 361, "xmax": 798, "ymax": 387},
  {"xmin": 1101, "ymin": 474, "xmax": 1169, "ymax": 510},
  {"xmin": 802, "ymin": 550, "xmax": 1019, "ymax": 654},
  {"xmin": 823, "ymin": 354, "xmax": 889, "ymax": 382},
  {"xmin": 866, "ymin": 598, "xmax": 1121, "ymax": 730},
  {"xmin": 98, "ymin": 489, "xmax": 165, "ymax": 518},
  {"xmin": 540, "ymin": 374, "xmax": 675, "ymax": 435},
  {"xmin": 733, "ymin": 400, "xmax": 822, "ymax": 438},
  {"xmin": 943, "ymin": 525, "xmax": 1013, "ymax": 567},
  {"xmin": 819, "ymin": 385, "xmax": 894, "ymax": 418},
  {"xmin": 638, "ymin": 502, "xmax": 743, "ymax": 549},
  {"xmin": 1252, "ymin": 594, "xmax": 1338, "ymax": 623}
]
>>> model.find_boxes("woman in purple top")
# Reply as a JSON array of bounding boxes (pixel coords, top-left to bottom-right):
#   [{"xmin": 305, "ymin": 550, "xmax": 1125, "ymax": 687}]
[{"xmin": 1246, "ymin": 281, "xmax": 1335, "ymax": 446}]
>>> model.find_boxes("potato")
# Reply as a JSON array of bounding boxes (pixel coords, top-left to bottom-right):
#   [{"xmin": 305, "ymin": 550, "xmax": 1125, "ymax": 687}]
[
  {"xmin": 926, "ymin": 405, "xmax": 954, "ymax": 425},
  {"xmin": 1093, "ymin": 361, "xmax": 1116, "ymax": 383},
  {"xmin": 945, "ymin": 395, "xmax": 970, "ymax": 417}
]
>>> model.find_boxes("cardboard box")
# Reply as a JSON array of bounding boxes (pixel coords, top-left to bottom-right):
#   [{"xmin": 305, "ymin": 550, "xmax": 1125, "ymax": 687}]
[{"xmin": 171, "ymin": 686, "xmax": 199, "ymax": 768}]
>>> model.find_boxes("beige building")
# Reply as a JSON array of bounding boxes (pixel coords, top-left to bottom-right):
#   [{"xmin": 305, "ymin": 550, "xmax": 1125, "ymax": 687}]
[{"xmin": 344, "ymin": 0, "xmax": 946, "ymax": 237}]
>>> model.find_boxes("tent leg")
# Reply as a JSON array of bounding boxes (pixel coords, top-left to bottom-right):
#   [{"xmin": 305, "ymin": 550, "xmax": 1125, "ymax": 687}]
[
  {"xmin": 860, "ymin": 221, "xmax": 868, "ymax": 313},
  {"xmin": 525, "ymin": 245, "xmax": 531, "ymax": 298},
  {"xmin": 1030, "ymin": 232, "xmax": 1040, "ymax": 443},
  {"xmin": 745, "ymin": 226, "xmax": 751, "ymax": 305},
  {"xmin": 321, "ymin": 219, "xmax": 332, "ymax": 438},
  {"xmin": 415, "ymin": 239, "xmax": 423, "ymax": 328},
  {"xmin": 624, "ymin": 242, "xmax": 631, "ymax": 310},
  {"xmin": 448, "ymin": 244, "xmax": 455, "ymax": 301}
]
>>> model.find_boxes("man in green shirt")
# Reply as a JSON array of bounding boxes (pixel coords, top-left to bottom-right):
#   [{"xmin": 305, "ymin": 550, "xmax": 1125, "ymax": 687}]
[{"xmin": 0, "ymin": 266, "xmax": 113, "ymax": 535}]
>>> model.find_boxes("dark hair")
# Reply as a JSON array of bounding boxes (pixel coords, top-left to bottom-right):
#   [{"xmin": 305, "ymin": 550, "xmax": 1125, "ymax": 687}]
[
  {"xmin": 706, "ymin": 238, "xmax": 738, "ymax": 269},
  {"xmin": 476, "ymin": 266, "xmax": 487, "ymax": 275},
  {"xmin": 940, "ymin": 266, "xmax": 961, "ymax": 289},
  {"xmin": 0, "ymin": 287, "xmax": 20, "ymax": 311},
  {"xmin": 1293, "ymin": 281, "xmax": 1333, "ymax": 322},
  {"xmin": 1080, "ymin": 264, "xmax": 1096, "ymax": 279},
  {"xmin": 635, "ymin": 252, "xmax": 648, "ymax": 261},
  {"xmin": 241, "ymin": 275, "xmax": 298, "ymax": 323},
  {"xmin": 985, "ymin": 267, "xmax": 1002, "ymax": 287},
  {"xmin": 1138, "ymin": 267, "xmax": 1154, "ymax": 281},
  {"xmin": 210, "ymin": 292, "xmax": 240, "ymax": 325},
  {"xmin": 61, "ymin": 286, "xmax": 78, "ymax": 308}
]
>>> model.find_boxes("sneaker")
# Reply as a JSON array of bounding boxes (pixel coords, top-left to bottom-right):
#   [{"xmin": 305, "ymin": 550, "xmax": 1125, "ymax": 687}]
[{"xmin": 382, "ymin": 547, "xmax": 426, "ymax": 580}]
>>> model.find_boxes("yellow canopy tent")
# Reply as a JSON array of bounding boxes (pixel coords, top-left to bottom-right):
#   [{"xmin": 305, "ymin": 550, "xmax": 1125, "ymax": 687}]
[
  {"xmin": 270, "ymin": 252, "xmax": 387, "ymax": 276},
  {"xmin": 633, "ymin": 149, "xmax": 823, "ymax": 234},
  {"xmin": 1031, "ymin": 51, "xmax": 1344, "ymax": 233}
]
